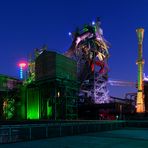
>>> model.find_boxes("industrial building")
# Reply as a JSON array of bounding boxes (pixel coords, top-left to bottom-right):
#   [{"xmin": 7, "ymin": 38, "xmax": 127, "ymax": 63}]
[
  {"xmin": 20, "ymin": 50, "xmax": 79, "ymax": 120},
  {"xmin": 0, "ymin": 51, "xmax": 79, "ymax": 121},
  {"xmin": 1, "ymin": 21, "xmax": 147, "ymax": 121}
]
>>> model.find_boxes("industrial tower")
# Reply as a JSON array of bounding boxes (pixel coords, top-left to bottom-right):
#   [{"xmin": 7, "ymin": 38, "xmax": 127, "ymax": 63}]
[
  {"xmin": 136, "ymin": 28, "xmax": 145, "ymax": 113},
  {"xmin": 65, "ymin": 18, "xmax": 110, "ymax": 104}
]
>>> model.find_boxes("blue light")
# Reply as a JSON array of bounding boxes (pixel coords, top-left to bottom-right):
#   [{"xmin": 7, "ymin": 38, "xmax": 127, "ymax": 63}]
[
  {"xmin": 20, "ymin": 67, "xmax": 23, "ymax": 79},
  {"xmin": 92, "ymin": 21, "xmax": 95, "ymax": 25},
  {"xmin": 68, "ymin": 32, "xmax": 72, "ymax": 36}
]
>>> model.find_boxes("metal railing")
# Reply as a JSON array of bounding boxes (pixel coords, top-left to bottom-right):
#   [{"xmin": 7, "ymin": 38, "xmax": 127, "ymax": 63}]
[{"xmin": 0, "ymin": 120, "xmax": 126, "ymax": 144}]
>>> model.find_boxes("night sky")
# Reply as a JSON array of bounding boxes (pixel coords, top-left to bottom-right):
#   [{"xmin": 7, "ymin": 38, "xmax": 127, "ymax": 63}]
[{"xmin": 0, "ymin": 0, "xmax": 148, "ymax": 97}]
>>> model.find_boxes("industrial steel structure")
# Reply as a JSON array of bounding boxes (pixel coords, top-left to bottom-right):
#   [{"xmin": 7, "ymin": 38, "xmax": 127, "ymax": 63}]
[
  {"xmin": 1, "ymin": 19, "xmax": 147, "ymax": 121},
  {"xmin": 65, "ymin": 18, "xmax": 111, "ymax": 104}
]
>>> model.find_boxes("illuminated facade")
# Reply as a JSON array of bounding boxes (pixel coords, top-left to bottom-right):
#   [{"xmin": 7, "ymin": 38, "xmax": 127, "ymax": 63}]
[{"xmin": 20, "ymin": 51, "xmax": 78, "ymax": 120}]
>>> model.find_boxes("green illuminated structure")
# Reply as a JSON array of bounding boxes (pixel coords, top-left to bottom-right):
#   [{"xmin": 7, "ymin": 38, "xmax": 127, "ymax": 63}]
[
  {"xmin": 35, "ymin": 51, "xmax": 79, "ymax": 120},
  {"xmin": 26, "ymin": 86, "xmax": 39, "ymax": 119},
  {"xmin": 21, "ymin": 51, "xmax": 78, "ymax": 120},
  {"xmin": 0, "ymin": 50, "xmax": 78, "ymax": 120}
]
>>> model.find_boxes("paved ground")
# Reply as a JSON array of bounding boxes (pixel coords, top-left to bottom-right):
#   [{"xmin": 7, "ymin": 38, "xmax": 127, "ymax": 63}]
[{"xmin": 1, "ymin": 128, "xmax": 148, "ymax": 148}]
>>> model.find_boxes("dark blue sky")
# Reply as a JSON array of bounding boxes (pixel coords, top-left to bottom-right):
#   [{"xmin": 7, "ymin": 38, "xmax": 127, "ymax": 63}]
[{"xmin": 0, "ymin": 0, "xmax": 148, "ymax": 97}]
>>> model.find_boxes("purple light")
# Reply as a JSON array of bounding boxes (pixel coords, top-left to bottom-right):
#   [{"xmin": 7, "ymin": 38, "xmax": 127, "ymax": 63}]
[{"xmin": 143, "ymin": 73, "xmax": 148, "ymax": 81}]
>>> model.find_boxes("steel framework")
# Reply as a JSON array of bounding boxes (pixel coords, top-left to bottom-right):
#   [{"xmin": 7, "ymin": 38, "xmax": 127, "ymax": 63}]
[{"xmin": 65, "ymin": 18, "xmax": 111, "ymax": 104}]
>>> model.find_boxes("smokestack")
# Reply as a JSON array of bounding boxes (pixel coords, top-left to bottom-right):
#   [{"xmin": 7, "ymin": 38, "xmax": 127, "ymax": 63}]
[{"xmin": 136, "ymin": 28, "xmax": 145, "ymax": 113}]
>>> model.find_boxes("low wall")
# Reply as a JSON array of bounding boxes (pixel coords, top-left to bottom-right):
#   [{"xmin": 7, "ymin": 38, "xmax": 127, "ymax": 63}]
[
  {"xmin": 126, "ymin": 120, "xmax": 148, "ymax": 128},
  {"xmin": 3, "ymin": 120, "xmax": 148, "ymax": 144},
  {"xmin": 0, "ymin": 120, "xmax": 126, "ymax": 144}
]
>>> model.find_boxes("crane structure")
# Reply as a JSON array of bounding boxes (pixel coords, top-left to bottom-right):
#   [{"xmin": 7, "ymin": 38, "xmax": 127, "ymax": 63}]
[{"xmin": 65, "ymin": 18, "xmax": 111, "ymax": 104}]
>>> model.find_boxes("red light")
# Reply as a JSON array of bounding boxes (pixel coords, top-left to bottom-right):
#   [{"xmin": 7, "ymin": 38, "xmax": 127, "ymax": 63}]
[{"xmin": 18, "ymin": 62, "xmax": 27, "ymax": 68}]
